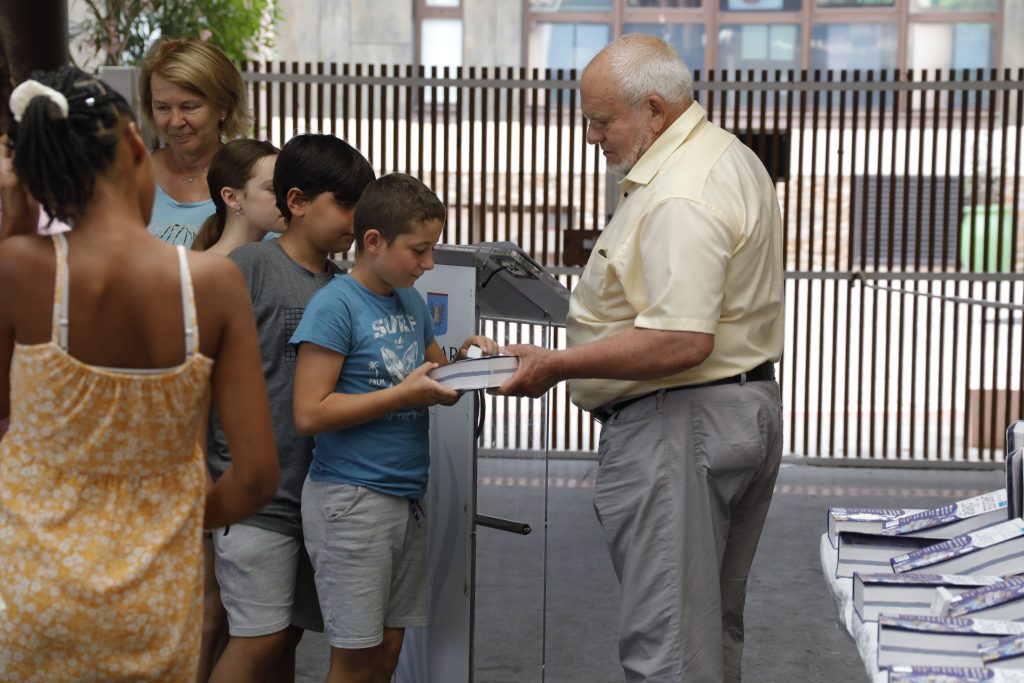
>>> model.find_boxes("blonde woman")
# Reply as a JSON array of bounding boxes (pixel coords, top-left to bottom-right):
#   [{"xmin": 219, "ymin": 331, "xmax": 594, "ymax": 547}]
[{"xmin": 139, "ymin": 37, "xmax": 250, "ymax": 248}]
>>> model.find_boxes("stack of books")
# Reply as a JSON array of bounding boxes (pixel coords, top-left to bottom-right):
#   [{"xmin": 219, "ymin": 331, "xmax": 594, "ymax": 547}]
[
  {"xmin": 831, "ymin": 491, "xmax": 1013, "ymax": 580},
  {"xmin": 821, "ymin": 420, "xmax": 1024, "ymax": 681}
]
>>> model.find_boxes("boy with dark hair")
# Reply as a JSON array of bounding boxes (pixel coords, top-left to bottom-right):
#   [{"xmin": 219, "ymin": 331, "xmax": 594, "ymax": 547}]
[
  {"xmin": 206, "ymin": 134, "xmax": 375, "ymax": 682},
  {"xmin": 291, "ymin": 172, "xmax": 496, "ymax": 683}
]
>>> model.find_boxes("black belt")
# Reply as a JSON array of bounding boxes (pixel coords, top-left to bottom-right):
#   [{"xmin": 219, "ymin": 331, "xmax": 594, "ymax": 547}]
[{"xmin": 591, "ymin": 360, "xmax": 776, "ymax": 424}]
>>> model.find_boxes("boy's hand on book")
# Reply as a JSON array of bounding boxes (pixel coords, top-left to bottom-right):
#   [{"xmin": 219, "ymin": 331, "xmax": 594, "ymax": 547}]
[
  {"xmin": 401, "ymin": 362, "xmax": 461, "ymax": 408},
  {"xmin": 458, "ymin": 335, "xmax": 498, "ymax": 360}
]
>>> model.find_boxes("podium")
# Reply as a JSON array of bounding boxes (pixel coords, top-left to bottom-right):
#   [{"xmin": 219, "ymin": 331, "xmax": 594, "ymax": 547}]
[{"xmin": 397, "ymin": 242, "xmax": 569, "ymax": 682}]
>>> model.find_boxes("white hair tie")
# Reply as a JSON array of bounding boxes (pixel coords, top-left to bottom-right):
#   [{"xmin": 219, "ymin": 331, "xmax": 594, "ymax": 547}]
[{"xmin": 9, "ymin": 79, "xmax": 70, "ymax": 123}]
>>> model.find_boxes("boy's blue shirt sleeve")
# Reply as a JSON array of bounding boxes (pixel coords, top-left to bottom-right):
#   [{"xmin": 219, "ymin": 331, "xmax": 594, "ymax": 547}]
[
  {"xmin": 398, "ymin": 288, "xmax": 436, "ymax": 347},
  {"xmin": 289, "ymin": 282, "xmax": 352, "ymax": 356}
]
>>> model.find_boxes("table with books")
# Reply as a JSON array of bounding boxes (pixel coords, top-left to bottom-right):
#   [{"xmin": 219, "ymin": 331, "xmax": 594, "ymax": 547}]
[{"xmin": 818, "ymin": 421, "xmax": 1024, "ymax": 683}]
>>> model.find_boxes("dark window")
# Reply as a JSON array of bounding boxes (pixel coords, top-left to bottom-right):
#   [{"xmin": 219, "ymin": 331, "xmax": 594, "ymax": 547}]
[{"xmin": 850, "ymin": 175, "xmax": 961, "ymax": 268}]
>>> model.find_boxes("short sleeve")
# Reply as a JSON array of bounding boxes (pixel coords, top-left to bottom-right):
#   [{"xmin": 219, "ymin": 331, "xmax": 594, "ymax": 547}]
[
  {"xmin": 424, "ymin": 312, "xmax": 435, "ymax": 347},
  {"xmin": 624, "ymin": 197, "xmax": 736, "ymax": 335},
  {"xmin": 289, "ymin": 283, "xmax": 353, "ymax": 356},
  {"xmin": 397, "ymin": 288, "xmax": 435, "ymax": 348}
]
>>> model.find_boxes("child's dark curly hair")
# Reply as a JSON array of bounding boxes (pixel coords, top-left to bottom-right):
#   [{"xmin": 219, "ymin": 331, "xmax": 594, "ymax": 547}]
[{"xmin": 8, "ymin": 66, "xmax": 134, "ymax": 224}]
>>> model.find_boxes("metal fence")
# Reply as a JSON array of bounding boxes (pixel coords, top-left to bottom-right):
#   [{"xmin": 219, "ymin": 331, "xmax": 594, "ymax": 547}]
[{"xmin": 241, "ymin": 62, "xmax": 1024, "ymax": 464}]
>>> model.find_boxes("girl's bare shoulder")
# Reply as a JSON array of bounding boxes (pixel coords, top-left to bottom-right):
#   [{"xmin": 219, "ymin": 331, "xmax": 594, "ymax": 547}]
[{"xmin": 0, "ymin": 234, "xmax": 53, "ymax": 280}]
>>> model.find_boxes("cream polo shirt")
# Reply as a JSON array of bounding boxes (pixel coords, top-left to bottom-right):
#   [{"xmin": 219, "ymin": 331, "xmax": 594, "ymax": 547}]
[{"xmin": 566, "ymin": 102, "xmax": 784, "ymax": 412}]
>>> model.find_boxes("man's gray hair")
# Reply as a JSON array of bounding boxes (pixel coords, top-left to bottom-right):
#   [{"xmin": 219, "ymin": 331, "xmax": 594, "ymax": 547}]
[{"xmin": 605, "ymin": 35, "xmax": 694, "ymax": 109}]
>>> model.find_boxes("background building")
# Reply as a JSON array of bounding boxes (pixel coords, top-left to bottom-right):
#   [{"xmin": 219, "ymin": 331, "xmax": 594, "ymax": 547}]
[{"xmin": 271, "ymin": 0, "xmax": 1024, "ymax": 73}]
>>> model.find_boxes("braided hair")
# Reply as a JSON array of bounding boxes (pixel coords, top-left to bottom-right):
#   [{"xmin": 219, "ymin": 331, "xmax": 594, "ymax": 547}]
[{"xmin": 8, "ymin": 66, "xmax": 134, "ymax": 225}]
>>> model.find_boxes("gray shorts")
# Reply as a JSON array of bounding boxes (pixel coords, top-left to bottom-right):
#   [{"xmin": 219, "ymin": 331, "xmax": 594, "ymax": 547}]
[
  {"xmin": 212, "ymin": 523, "xmax": 324, "ymax": 637},
  {"xmin": 301, "ymin": 477, "xmax": 429, "ymax": 649}
]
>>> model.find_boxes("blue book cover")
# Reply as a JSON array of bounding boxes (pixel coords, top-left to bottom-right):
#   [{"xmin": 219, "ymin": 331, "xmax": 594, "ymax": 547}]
[
  {"xmin": 979, "ymin": 633, "xmax": 1024, "ymax": 665},
  {"xmin": 879, "ymin": 614, "xmax": 1024, "ymax": 636},
  {"xmin": 888, "ymin": 667, "xmax": 1024, "ymax": 683},
  {"xmin": 947, "ymin": 576, "xmax": 1024, "ymax": 618},
  {"xmin": 890, "ymin": 519, "xmax": 1024, "ymax": 573},
  {"xmin": 832, "ymin": 507, "xmax": 914, "ymax": 520},
  {"xmin": 881, "ymin": 490, "xmax": 1007, "ymax": 535}
]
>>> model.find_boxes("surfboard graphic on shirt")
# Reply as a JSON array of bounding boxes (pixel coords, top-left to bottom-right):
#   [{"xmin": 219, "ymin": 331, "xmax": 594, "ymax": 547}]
[{"xmin": 381, "ymin": 342, "xmax": 419, "ymax": 385}]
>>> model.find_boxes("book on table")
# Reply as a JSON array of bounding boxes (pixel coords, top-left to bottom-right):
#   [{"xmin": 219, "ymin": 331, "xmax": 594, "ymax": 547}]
[
  {"xmin": 890, "ymin": 519, "xmax": 1024, "ymax": 577},
  {"xmin": 877, "ymin": 615, "xmax": 1024, "ymax": 670},
  {"xmin": 880, "ymin": 490, "xmax": 1010, "ymax": 539},
  {"xmin": 835, "ymin": 531, "xmax": 942, "ymax": 579},
  {"xmin": 427, "ymin": 355, "xmax": 519, "ymax": 391},
  {"xmin": 852, "ymin": 573, "xmax": 1006, "ymax": 622},
  {"xmin": 827, "ymin": 507, "xmax": 925, "ymax": 548},
  {"xmin": 887, "ymin": 666, "xmax": 1024, "ymax": 682},
  {"xmin": 933, "ymin": 577, "xmax": 1024, "ymax": 622},
  {"xmin": 980, "ymin": 633, "xmax": 1024, "ymax": 671}
]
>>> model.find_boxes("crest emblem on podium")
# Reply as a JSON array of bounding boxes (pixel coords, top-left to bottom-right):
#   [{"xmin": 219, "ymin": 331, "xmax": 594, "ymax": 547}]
[{"xmin": 427, "ymin": 292, "xmax": 448, "ymax": 335}]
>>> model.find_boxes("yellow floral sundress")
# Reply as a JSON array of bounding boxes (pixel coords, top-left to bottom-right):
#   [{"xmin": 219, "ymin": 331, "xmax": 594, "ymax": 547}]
[{"xmin": 0, "ymin": 234, "xmax": 214, "ymax": 681}]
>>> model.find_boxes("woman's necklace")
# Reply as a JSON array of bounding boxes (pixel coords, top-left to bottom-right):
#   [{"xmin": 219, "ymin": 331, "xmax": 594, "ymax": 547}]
[{"xmin": 172, "ymin": 155, "xmax": 208, "ymax": 184}]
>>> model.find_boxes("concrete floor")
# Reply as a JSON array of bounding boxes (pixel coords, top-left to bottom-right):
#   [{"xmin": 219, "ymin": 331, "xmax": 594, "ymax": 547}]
[{"xmin": 294, "ymin": 458, "xmax": 1005, "ymax": 682}]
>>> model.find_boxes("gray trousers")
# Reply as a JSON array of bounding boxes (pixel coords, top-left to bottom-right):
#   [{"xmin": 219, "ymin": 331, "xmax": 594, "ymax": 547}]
[{"xmin": 593, "ymin": 381, "xmax": 783, "ymax": 683}]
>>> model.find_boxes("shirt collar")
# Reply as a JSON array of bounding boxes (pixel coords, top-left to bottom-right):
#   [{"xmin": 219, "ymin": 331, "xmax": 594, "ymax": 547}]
[{"xmin": 621, "ymin": 101, "xmax": 707, "ymax": 189}]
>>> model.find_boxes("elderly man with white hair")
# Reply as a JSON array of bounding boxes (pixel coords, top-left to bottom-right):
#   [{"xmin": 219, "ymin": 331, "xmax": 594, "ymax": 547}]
[{"xmin": 497, "ymin": 34, "xmax": 785, "ymax": 682}]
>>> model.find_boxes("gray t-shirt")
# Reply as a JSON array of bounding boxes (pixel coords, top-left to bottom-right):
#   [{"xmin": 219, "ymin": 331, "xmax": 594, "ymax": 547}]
[{"xmin": 207, "ymin": 239, "xmax": 342, "ymax": 538}]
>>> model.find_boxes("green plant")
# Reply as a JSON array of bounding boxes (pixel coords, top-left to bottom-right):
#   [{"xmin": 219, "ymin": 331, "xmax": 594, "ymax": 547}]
[{"xmin": 74, "ymin": 0, "xmax": 280, "ymax": 67}]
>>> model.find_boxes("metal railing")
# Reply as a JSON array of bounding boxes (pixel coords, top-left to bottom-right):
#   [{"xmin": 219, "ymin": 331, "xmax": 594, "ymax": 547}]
[{"xmin": 241, "ymin": 62, "xmax": 1024, "ymax": 463}]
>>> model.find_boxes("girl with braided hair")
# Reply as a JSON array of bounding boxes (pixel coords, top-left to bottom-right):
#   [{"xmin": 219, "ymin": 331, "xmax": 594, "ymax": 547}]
[{"xmin": 0, "ymin": 66, "xmax": 280, "ymax": 681}]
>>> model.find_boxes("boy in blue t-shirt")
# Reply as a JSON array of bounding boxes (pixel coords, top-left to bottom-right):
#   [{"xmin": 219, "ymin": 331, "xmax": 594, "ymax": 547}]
[{"xmin": 290, "ymin": 173, "xmax": 495, "ymax": 682}]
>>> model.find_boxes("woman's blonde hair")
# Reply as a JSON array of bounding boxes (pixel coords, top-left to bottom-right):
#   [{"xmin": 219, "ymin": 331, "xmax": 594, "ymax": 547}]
[{"xmin": 138, "ymin": 37, "xmax": 251, "ymax": 140}]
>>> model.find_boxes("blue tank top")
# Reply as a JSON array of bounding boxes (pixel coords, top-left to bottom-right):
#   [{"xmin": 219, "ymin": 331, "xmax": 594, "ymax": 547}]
[{"xmin": 146, "ymin": 185, "xmax": 214, "ymax": 248}]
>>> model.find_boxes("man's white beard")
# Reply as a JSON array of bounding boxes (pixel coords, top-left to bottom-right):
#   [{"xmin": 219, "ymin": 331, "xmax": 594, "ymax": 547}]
[{"xmin": 606, "ymin": 128, "xmax": 652, "ymax": 176}]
